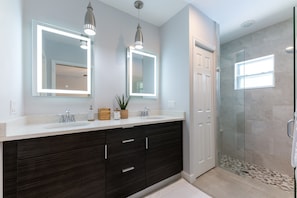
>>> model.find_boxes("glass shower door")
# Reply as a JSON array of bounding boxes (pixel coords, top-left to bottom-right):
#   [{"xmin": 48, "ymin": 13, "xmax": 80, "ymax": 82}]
[{"xmin": 218, "ymin": 49, "xmax": 246, "ymax": 174}]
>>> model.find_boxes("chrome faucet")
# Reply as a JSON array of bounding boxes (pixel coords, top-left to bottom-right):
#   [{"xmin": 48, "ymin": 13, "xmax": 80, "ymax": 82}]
[
  {"xmin": 141, "ymin": 107, "xmax": 150, "ymax": 117},
  {"xmin": 59, "ymin": 109, "xmax": 76, "ymax": 123}
]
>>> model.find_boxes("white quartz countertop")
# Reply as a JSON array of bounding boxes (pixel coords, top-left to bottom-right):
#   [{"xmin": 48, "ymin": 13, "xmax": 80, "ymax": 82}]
[{"xmin": 0, "ymin": 113, "xmax": 184, "ymax": 142}]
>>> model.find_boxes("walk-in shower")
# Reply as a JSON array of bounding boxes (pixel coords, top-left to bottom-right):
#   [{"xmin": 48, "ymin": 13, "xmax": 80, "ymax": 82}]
[{"xmin": 218, "ymin": 16, "xmax": 295, "ymax": 192}]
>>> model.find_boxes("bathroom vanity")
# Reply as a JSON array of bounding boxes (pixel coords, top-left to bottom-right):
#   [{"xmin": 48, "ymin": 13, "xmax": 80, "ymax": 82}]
[{"xmin": 1, "ymin": 115, "xmax": 183, "ymax": 198}]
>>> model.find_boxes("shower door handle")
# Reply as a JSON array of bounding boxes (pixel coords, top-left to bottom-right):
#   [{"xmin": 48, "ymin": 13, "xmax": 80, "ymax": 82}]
[{"xmin": 287, "ymin": 119, "xmax": 294, "ymax": 138}]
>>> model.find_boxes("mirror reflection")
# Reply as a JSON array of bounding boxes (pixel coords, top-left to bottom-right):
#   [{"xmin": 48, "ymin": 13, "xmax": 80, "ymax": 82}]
[
  {"xmin": 127, "ymin": 47, "xmax": 157, "ymax": 97},
  {"xmin": 32, "ymin": 21, "xmax": 92, "ymax": 97}
]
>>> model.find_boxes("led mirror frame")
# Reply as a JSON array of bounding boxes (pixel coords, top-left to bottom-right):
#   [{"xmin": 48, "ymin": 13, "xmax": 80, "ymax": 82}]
[
  {"xmin": 34, "ymin": 22, "xmax": 92, "ymax": 95},
  {"xmin": 128, "ymin": 47, "xmax": 157, "ymax": 97}
]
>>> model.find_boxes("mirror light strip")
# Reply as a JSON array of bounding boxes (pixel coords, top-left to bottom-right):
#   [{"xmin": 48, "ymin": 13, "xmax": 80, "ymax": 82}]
[
  {"xmin": 129, "ymin": 47, "xmax": 157, "ymax": 97},
  {"xmin": 36, "ymin": 24, "xmax": 91, "ymax": 95}
]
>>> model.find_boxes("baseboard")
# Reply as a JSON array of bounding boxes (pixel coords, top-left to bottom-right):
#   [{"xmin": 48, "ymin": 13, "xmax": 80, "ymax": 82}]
[{"xmin": 181, "ymin": 170, "xmax": 196, "ymax": 183}]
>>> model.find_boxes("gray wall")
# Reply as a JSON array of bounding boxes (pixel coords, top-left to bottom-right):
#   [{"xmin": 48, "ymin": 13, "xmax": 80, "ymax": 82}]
[
  {"xmin": 161, "ymin": 5, "xmax": 191, "ymax": 174},
  {"xmin": 22, "ymin": 0, "xmax": 161, "ymax": 116},
  {"xmin": 220, "ymin": 18, "xmax": 294, "ymax": 176},
  {"xmin": 0, "ymin": 0, "xmax": 23, "ymax": 120},
  {"xmin": 161, "ymin": 5, "xmax": 219, "ymax": 178}
]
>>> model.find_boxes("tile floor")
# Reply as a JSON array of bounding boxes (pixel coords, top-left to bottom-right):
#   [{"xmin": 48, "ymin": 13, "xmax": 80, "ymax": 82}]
[
  {"xmin": 193, "ymin": 167, "xmax": 294, "ymax": 198},
  {"xmin": 219, "ymin": 154, "xmax": 294, "ymax": 191},
  {"xmin": 145, "ymin": 178, "xmax": 211, "ymax": 198}
]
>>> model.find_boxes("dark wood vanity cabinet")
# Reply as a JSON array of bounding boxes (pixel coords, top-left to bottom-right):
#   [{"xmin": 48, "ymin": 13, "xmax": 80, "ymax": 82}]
[
  {"xmin": 105, "ymin": 127, "xmax": 146, "ymax": 198},
  {"xmin": 4, "ymin": 131, "xmax": 106, "ymax": 198},
  {"xmin": 104, "ymin": 121, "xmax": 183, "ymax": 197},
  {"xmin": 3, "ymin": 121, "xmax": 183, "ymax": 198},
  {"xmin": 145, "ymin": 121, "xmax": 183, "ymax": 186}
]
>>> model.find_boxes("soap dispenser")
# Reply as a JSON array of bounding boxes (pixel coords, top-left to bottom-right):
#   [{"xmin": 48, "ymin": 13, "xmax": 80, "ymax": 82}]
[{"xmin": 88, "ymin": 105, "xmax": 95, "ymax": 121}]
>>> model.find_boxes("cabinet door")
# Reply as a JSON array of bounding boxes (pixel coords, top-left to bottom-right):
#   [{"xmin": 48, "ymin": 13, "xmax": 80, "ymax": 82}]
[
  {"xmin": 4, "ymin": 131, "xmax": 106, "ymax": 198},
  {"xmin": 145, "ymin": 121, "xmax": 183, "ymax": 186},
  {"xmin": 106, "ymin": 127, "xmax": 146, "ymax": 198},
  {"xmin": 3, "ymin": 141, "xmax": 17, "ymax": 198}
]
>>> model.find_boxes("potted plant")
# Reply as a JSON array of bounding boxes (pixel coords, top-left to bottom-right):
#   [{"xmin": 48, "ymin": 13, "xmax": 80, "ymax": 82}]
[{"xmin": 115, "ymin": 94, "xmax": 130, "ymax": 119}]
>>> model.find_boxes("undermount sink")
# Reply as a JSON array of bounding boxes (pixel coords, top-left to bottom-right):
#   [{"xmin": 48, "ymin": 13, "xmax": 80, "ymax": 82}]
[
  {"xmin": 44, "ymin": 121, "xmax": 91, "ymax": 129},
  {"xmin": 144, "ymin": 116, "xmax": 165, "ymax": 120}
]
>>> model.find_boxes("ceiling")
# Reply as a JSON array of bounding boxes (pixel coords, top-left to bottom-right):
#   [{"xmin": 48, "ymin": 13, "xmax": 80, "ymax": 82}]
[{"xmin": 98, "ymin": 0, "xmax": 297, "ymax": 44}]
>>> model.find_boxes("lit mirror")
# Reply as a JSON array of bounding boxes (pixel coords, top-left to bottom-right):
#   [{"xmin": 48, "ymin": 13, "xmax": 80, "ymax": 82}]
[
  {"xmin": 32, "ymin": 21, "xmax": 92, "ymax": 97},
  {"xmin": 127, "ymin": 47, "xmax": 157, "ymax": 97}
]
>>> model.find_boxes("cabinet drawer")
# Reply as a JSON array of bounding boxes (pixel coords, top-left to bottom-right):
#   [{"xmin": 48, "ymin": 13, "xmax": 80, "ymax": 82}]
[
  {"xmin": 145, "ymin": 121, "xmax": 182, "ymax": 136},
  {"xmin": 106, "ymin": 153, "xmax": 146, "ymax": 198},
  {"xmin": 106, "ymin": 127, "xmax": 145, "ymax": 158},
  {"xmin": 18, "ymin": 131, "xmax": 105, "ymax": 159}
]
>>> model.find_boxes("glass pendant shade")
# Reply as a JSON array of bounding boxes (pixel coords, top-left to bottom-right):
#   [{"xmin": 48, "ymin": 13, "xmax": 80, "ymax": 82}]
[
  {"xmin": 135, "ymin": 24, "xmax": 143, "ymax": 49},
  {"xmin": 84, "ymin": 2, "xmax": 96, "ymax": 36}
]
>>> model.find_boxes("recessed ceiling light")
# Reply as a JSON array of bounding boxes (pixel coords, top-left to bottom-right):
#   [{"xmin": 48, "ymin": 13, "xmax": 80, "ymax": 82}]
[{"xmin": 241, "ymin": 20, "xmax": 255, "ymax": 28}]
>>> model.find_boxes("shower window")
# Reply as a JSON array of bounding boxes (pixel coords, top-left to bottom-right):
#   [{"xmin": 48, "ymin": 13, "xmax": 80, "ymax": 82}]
[{"xmin": 234, "ymin": 54, "xmax": 275, "ymax": 90}]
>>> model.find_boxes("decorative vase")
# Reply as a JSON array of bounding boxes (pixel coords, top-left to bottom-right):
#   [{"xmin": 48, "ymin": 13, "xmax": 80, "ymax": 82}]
[{"xmin": 120, "ymin": 109, "xmax": 128, "ymax": 119}]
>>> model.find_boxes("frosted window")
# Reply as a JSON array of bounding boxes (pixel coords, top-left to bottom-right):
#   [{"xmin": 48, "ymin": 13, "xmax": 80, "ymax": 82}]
[{"xmin": 234, "ymin": 55, "xmax": 274, "ymax": 90}]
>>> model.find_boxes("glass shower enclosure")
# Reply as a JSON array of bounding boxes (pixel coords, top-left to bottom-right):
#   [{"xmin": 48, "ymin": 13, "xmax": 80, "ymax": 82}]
[
  {"xmin": 217, "ymin": 7, "xmax": 295, "ymax": 191},
  {"xmin": 218, "ymin": 49, "xmax": 246, "ymax": 174}
]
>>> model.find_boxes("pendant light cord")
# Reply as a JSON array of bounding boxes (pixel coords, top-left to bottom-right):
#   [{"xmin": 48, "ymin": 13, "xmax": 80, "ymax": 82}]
[
  {"xmin": 135, "ymin": 0, "xmax": 143, "ymax": 25},
  {"xmin": 137, "ymin": 5, "xmax": 140, "ymax": 25},
  {"xmin": 138, "ymin": 9, "xmax": 140, "ymax": 24}
]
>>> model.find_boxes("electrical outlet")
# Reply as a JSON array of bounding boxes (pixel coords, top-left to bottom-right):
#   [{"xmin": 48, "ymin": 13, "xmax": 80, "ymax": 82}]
[{"xmin": 10, "ymin": 100, "xmax": 16, "ymax": 115}]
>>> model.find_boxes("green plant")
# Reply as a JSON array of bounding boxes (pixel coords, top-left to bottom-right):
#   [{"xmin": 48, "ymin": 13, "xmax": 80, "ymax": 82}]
[{"xmin": 115, "ymin": 94, "xmax": 130, "ymax": 110}]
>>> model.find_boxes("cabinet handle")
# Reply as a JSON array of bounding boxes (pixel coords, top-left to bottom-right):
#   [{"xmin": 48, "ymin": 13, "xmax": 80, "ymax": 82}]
[
  {"xmin": 105, "ymin": 145, "xmax": 108, "ymax": 160},
  {"xmin": 122, "ymin": 166, "xmax": 135, "ymax": 173},
  {"xmin": 122, "ymin": 139, "xmax": 135, "ymax": 144},
  {"xmin": 145, "ymin": 137, "xmax": 149, "ymax": 149}
]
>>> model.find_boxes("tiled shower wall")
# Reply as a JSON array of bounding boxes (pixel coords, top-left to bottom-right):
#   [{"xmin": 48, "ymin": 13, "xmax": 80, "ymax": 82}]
[{"xmin": 220, "ymin": 18, "xmax": 294, "ymax": 176}]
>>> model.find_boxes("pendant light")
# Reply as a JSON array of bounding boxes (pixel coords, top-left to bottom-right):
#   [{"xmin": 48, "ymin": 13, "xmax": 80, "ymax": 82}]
[
  {"xmin": 134, "ymin": 0, "xmax": 144, "ymax": 49},
  {"xmin": 84, "ymin": 2, "xmax": 96, "ymax": 36}
]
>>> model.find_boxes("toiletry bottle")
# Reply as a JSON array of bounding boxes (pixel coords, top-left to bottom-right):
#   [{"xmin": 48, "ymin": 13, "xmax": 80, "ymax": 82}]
[
  {"xmin": 114, "ymin": 108, "xmax": 121, "ymax": 120},
  {"xmin": 88, "ymin": 105, "xmax": 95, "ymax": 121}
]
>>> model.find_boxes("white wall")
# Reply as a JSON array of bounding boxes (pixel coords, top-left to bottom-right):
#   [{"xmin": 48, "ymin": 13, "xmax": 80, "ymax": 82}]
[
  {"xmin": 0, "ymin": 0, "xmax": 23, "ymax": 120},
  {"xmin": 160, "ymin": 6, "xmax": 191, "ymax": 173},
  {"xmin": 189, "ymin": 6, "xmax": 218, "ymax": 51},
  {"xmin": 22, "ymin": 0, "xmax": 160, "ymax": 116},
  {"xmin": 160, "ymin": 5, "xmax": 219, "ymax": 179}
]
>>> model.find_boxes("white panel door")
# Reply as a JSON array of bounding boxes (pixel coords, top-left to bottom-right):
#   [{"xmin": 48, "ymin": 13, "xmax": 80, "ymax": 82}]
[{"xmin": 192, "ymin": 46, "xmax": 215, "ymax": 178}]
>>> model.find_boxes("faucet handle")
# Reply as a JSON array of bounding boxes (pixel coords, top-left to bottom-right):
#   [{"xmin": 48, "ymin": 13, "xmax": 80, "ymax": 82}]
[
  {"xmin": 70, "ymin": 114, "xmax": 76, "ymax": 122},
  {"xmin": 140, "ymin": 111, "xmax": 145, "ymax": 117}
]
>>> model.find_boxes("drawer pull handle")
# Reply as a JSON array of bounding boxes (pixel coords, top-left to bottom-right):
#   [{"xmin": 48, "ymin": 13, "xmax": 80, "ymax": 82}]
[
  {"xmin": 105, "ymin": 145, "xmax": 108, "ymax": 160},
  {"xmin": 145, "ymin": 137, "xmax": 149, "ymax": 149},
  {"xmin": 122, "ymin": 167, "xmax": 135, "ymax": 173},
  {"xmin": 122, "ymin": 139, "xmax": 135, "ymax": 144}
]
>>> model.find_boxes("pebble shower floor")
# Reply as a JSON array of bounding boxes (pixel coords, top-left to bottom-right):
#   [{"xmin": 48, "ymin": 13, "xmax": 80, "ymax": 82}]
[{"xmin": 219, "ymin": 154, "xmax": 294, "ymax": 191}]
